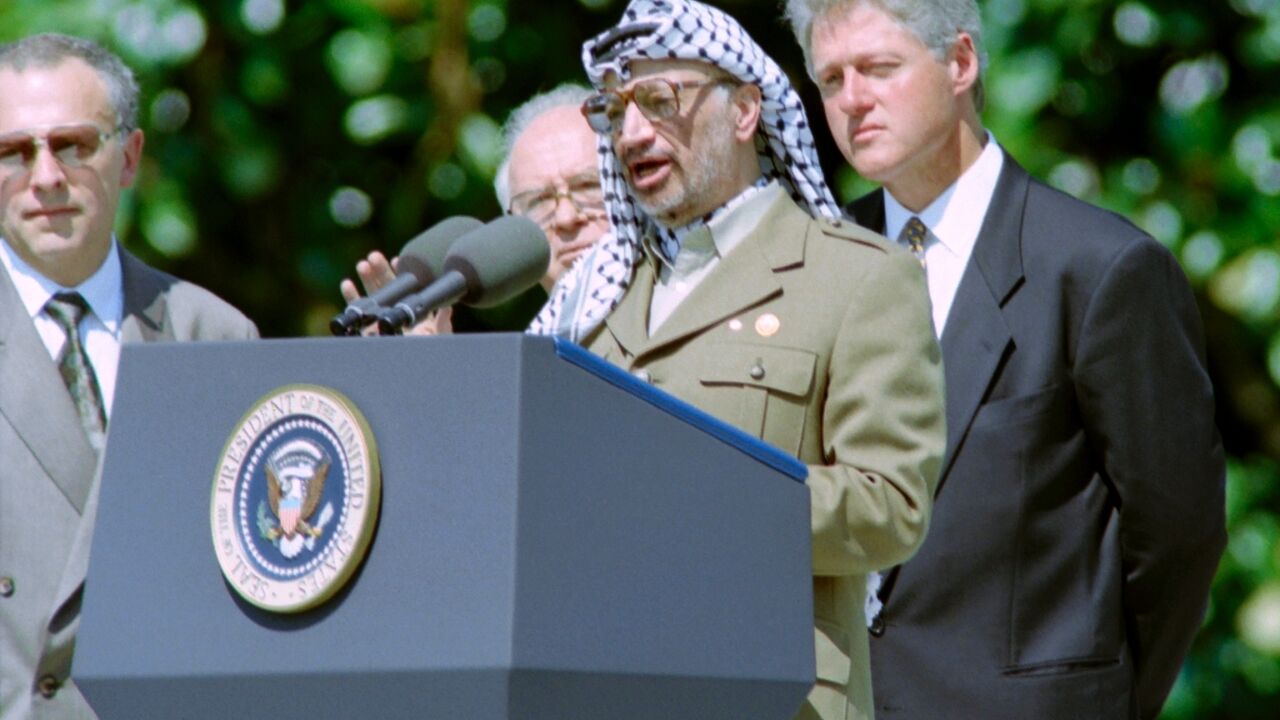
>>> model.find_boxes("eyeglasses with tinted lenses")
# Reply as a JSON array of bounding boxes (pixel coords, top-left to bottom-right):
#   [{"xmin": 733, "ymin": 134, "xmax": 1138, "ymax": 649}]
[
  {"xmin": 509, "ymin": 176, "xmax": 607, "ymax": 225},
  {"xmin": 0, "ymin": 124, "xmax": 121, "ymax": 175},
  {"xmin": 580, "ymin": 78, "xmax": 733, "ymax": 135}
]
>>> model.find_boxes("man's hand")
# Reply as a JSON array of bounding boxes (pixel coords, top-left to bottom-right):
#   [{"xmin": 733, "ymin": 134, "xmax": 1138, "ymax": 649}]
[{"xmin": 339, "ymin": 251, "xmax": 453, "ymax": 336}]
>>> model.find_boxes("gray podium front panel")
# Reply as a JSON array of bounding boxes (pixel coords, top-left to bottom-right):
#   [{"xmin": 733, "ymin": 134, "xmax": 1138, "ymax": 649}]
[{"xmin": 76, "ymin": 334, "xmax": 813, "ymax": 718}]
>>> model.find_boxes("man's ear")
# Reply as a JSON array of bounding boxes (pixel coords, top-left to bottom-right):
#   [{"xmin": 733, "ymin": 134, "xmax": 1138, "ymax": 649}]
[
  {"xmin": 950, "ymin": 32, "xmax": 980, "ymax": 98},
  {"xmin": 731, "ymin": 83, "xmax": 763, "ymax": 142},
  {"xmin": 119, "ymin": 128, "xmax": 144, "ymax": 189}
]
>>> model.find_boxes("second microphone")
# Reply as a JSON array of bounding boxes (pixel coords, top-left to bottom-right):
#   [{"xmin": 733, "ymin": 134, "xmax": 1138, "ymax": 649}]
[{"xmin": 376, "ymin": 215, "xmax": 550, "ymax": 335}]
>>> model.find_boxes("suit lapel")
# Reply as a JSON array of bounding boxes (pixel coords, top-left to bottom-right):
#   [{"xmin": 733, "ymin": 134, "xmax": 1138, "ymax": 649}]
[
  {"xmin": 848, "ymin": 164, "xmax": 1027, "ymax": 488},
  {"xmin": 935, "ymin": 156, "xmax": 1027, "ymax": 482},
  {"xmin": 846, "ymin": 164, "xmax": 1026, "ymax": 612},
  {"xmin": 0, "ymin": 269, "xmax": 97, "ymax": 513},
  {"xmin": 119, "ymin": 249, "xmax": 173, "ymax": 343}
]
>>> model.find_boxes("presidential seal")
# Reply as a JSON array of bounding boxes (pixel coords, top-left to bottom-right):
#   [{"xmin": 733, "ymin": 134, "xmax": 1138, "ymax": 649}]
[{"xmin": 211, "ymin": 384, "xmax": 380, "ymax": 613}]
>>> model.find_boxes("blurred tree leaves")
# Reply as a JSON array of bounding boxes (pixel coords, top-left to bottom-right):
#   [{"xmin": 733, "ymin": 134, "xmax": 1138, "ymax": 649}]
[{"xmin": 2, "ymin": 0, "xmax": 1279, "ymax": 714}]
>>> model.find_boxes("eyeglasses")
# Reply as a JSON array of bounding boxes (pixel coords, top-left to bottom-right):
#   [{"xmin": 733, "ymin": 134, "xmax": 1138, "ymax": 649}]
[
  {"xmin": 0, "ymin": 123, "xmax": 123, "ymax": 177},
  {"xmin": 580, "ymin": 77, "xmax": 735, "ymax": 135},
  {"xmin": 509, "ymin": 174, "xmax": 607, "ymax": 225}
]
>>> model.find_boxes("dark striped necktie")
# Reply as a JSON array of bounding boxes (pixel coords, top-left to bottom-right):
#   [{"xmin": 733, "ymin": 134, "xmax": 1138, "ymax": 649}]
[{"xmin": 44, "ymin": 291, "xmax": 107, "ymax": 455}]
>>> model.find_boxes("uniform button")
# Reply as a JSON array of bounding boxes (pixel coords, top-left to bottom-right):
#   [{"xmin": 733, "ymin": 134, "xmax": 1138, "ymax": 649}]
[
  {"xmin": 0, "ymin": 576, "xmax": 13, "ymax": 597},
  {"xmin": 749, "ymin": 363, "xmax": 766, "ymax": 380},
  {"xmin": 632, "ymin": 369, "xmax": 651, "ymax": 383},
  {"xmin": 868, "ymin": 614, "xmax": 886, "ymax": 637},
  {"xmin": 37, "ymin": 674, "xmax": 60, "ymax": 699}
]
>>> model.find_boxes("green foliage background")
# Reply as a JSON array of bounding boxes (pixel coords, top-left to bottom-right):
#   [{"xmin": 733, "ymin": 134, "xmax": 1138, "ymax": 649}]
[{"xmin": 3, "ymin": 0, "xmax": 1278, "ymax": 715}]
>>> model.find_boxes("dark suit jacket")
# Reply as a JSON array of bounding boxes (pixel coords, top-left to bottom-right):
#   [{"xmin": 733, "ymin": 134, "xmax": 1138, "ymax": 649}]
[
  {"xmin": 0, "ymin": 248, "xmax": 257, "ymax": 719},
  {"xmin": 849, "ymin": 153, "xmax": 1226, "ymax": 720}
]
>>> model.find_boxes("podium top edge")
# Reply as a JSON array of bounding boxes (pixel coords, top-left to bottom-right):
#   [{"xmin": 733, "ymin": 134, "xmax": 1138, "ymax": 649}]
[
  {"xmin": 116, "ymin": 334, "xmax": 808, "ymax": 482},
  {"xmin": 551, "ymin": 338, "xmax": 808, "ymax": 482}
]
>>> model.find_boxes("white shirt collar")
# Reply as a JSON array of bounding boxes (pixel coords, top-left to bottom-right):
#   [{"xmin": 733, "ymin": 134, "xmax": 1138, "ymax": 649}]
[
  {"xmin": 884, "ymin": 133, "xmax": 1004, "ymax": 258},
  {"xmin": 0, "ymin": 236, "xmax": 125, "ymax": 332},
  {"xmin": 879, "ymin": 134, "xmax": 1004, "ymax": 337}
]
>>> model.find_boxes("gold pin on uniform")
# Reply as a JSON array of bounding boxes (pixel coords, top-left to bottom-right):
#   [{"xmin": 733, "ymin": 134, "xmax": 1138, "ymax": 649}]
[{"xmin": 755, "ymin": 313, "xmax": 780, "ymax": 337}]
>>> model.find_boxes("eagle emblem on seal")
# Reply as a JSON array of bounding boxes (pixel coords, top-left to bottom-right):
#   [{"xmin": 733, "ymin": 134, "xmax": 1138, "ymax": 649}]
[{"xmin": 256, "ymin": 439, "xmax": 336, "ymax": 559}]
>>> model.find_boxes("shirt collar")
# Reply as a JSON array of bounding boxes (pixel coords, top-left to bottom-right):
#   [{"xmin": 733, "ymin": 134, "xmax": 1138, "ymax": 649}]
[
  {"xmin": 645, "ymin": 175, "xmax": 772, "ymax": 268},
  {"xmin": 884, "ymin": 133, "xmax": 1004, "ymax": 257},
  {"xmin": 0, "ymin": 236, "xmax": 124, "ymax": 332}
]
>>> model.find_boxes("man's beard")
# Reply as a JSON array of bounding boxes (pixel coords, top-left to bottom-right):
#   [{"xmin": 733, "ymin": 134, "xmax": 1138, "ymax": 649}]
[{"xmin": 636, "ymin": 108, "xmax": 737, "ymax": 228}]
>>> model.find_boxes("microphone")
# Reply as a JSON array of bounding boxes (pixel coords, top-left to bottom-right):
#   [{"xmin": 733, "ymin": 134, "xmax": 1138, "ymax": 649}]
[
  {"xmin": 376, "ymin": 215, "xmax": 550, "ymax": 334},
  {"xmin": 329, "ymin": 216, "xmax": 483, "ymax": 336}
]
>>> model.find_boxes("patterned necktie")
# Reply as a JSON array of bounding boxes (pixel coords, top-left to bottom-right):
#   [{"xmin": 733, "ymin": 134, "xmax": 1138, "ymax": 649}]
[
  {"xmin": 901, "ymin": 216, "xmax": 928, "ymax": 269},
  {"xmin": 44, "ymin": 292, "xmax": 108, "ymax": 455}
]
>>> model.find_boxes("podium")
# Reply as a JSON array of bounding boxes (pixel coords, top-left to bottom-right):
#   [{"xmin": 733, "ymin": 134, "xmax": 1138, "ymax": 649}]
[{"xmin": 75, "ymin": 334, "xmax": 814, "ymax": 718}]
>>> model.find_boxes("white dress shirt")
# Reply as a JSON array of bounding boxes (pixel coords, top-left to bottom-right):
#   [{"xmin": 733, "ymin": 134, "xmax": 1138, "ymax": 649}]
[
  {"xmin": 0, "ymin": 237, "xmax": 124, "ymax": 415},
  {"xmin": 884, "ymin": 135, "xmax": 1005, "ymax": 337}
]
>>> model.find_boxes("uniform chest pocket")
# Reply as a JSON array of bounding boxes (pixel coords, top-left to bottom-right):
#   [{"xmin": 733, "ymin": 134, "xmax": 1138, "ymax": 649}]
[{"xmin": 696, "ymin": 343, "xmax": 817, "ymax": 456}]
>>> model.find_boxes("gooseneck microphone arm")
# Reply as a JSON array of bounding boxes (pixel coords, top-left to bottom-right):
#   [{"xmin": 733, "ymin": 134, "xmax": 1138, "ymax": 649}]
[
  {"xmin": 373, "ymin": 215, "xmax": 550, "ymax": 335},
  {"xmin": 329, "ymin": 267, "xmax": 427, "ymax": 336},
  {"xmin": 375, "ymin": 272, "xmax": 468, "ymax": 335},
  {"xmin": 328, "ymin": 216, "xmax": 483, "ymax": 336}
]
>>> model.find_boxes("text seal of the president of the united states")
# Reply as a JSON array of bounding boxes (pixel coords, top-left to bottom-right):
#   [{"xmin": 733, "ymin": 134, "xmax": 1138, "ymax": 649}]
[{"xmin": 211, "ymin": 384, "xmax": 381, "ymax": 612}]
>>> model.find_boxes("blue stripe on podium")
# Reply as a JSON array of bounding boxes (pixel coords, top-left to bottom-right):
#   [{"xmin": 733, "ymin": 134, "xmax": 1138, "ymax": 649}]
[{"xmin": 553, "ymin": 337, "xmax": 808, "ymax": 482}]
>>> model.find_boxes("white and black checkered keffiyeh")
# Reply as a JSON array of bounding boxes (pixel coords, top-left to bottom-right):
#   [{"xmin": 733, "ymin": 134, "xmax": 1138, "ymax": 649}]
[{"xmin": 528, "ymin": 0, "xmax": 840, "ymax": 341}]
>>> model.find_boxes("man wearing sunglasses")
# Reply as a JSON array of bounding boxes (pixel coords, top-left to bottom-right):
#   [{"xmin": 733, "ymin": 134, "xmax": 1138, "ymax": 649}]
[
  {"xmin": 0, "ymin": 33, "xmax": 256, "ymax": 718},
  {"xmin": 528, "ymin": 2, "xmax": 944, "ymax": 719}
]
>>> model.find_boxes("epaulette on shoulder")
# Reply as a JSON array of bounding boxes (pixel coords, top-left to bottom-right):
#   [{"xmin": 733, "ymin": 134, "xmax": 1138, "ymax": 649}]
[{"xmin": 814, "ymin": 215, "xmax": 893, "ymax": 253}]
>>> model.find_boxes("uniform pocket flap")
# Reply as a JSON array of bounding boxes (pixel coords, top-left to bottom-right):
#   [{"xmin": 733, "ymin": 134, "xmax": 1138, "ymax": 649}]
[{"xmin": 697, "ymin": 343, "xmax": 817, "ymax": 397}]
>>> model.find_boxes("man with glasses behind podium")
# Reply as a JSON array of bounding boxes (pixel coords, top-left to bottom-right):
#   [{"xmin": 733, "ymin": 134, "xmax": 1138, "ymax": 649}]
[
  {"xmin": 0, "ymin": 33, "xmax": 255, "ymax": 718},
  {"xmin": 495, "ymin": 83, "xmax": 610, "ymax": 293},
  {"xmin": 340, "ymin": 84, "xmax": 610, "ymax": 333}
]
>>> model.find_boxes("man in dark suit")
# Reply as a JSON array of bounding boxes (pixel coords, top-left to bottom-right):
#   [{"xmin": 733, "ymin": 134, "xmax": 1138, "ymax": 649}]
[
  {"xmin": 784, "ymin": 1, "xmax": 1226, "ymax": 718},
  {"xmin": 0, "ymin": 34, "xmax": 256, "ymax": 718}
]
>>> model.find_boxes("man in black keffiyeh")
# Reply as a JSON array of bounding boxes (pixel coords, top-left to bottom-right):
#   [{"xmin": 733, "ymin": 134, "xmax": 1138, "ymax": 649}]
[{"xmin": 530, "ymin": 3, "xmax": 947, "ymax": 719}]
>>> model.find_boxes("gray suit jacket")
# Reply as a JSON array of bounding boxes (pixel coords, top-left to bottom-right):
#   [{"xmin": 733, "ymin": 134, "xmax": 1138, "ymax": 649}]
[
  {"xmin": 850, "ymin": 153, "xmax": 1226, "ymax": 720},
  {"xmin": 0, "ymin": 249, "xmax": 257, "ymax": 719}
]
